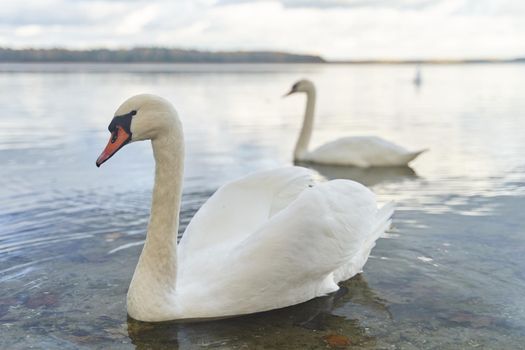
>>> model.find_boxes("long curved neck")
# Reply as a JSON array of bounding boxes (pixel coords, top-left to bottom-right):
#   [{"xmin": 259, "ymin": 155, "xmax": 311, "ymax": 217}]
[
  {"xmin": 129, "ymin": 129, "xmax": 184, "ymax": 300},
  {"xmin": 145, "ymin": 133, "xmax": 184, "ymax": 274},
  {"xmin": 294, "ymin": 87, "xmax": 316, "ymax": 160}
]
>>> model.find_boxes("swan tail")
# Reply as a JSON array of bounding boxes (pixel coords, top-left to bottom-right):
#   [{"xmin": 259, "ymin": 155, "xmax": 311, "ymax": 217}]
[
  {"xmin": 370, "ymin": 201, "xmax": 395, "ymax": 243},
  {"xmin": 358, "ymin": 201, "xmax": 395, "ymax": 269},
  {"xmin": 401, "ymin": 149, "xmax": 427, "ymax": 164},
  {"xmin": 333, "ymin": 201, "xmax": 395, "ymax": 282}
]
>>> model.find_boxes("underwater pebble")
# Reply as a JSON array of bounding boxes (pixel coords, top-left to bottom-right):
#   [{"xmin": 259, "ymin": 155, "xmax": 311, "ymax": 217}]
[
  {"xmin": 104, "ymin": 232, "xmax": 125, "ymax": 242},
  {"xmin": 323, "ymin": 334, "xmax": 351, "ymax": 348},
  {"xmin": 24, "ymin": 292, "xmax": 59, "ymax": 309}
]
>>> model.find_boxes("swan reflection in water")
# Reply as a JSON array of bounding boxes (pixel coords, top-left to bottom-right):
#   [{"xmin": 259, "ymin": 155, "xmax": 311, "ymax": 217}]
[
  {"xmin": 127, "ymin": 274, "xmax": 390, "ymax": 349},
  {"xmin": 296, "ymin": 161, "xmax": 418, "ymax": 187}
]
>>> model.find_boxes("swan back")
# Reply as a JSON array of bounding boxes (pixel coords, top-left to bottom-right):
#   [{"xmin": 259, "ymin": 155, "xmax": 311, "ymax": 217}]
[
  {"xmin": 174, "ymin": 169, "xmax": 389, "ymax": 318},
  {"xmin": 306, "ymin": 136, "xmax": 425, "ymax": 167}
]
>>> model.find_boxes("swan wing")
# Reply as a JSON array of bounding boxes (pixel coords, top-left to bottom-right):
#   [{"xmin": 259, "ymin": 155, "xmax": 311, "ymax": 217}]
[
  {"xmin": 176, "ymin": 178, "xmax": 392, "ymax": 318},
  {"xmin": 306, "ymin": 136, "xmax": 425, "ymax": 167},
  {"xmin": 178, "ymin": 167, "xmax": 316, "ymax": 262}
]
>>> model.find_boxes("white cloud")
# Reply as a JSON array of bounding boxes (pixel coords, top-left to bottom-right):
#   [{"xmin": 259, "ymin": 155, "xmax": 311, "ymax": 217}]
[
  {"xmin": 115, "ymin": 4, "xmax": 159, "ymax": 35},
  {"xmin": 14, "ymin": 25, "xmax": 42, "ymax": 37},
  {"xmin": 0, "ymin": 0, "xmax": 524, "ymax": 59}
]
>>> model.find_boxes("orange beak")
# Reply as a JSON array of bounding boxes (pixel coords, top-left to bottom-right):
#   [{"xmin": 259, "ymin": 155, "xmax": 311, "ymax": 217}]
[{"xmin": 96, "ymin": 126, "xmax": 131, "ymax": 167}]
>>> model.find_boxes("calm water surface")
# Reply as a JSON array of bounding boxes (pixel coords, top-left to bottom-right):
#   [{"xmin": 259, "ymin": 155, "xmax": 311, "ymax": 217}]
[{"xmin": 1, "ymin": 63, "xmax": 524, "ymax": 349}]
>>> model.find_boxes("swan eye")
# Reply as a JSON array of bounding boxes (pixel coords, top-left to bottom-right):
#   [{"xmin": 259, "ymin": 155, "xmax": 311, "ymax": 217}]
[
  {"xmin": 108, "ymin": 110, "xmax": 135, "ymax": 134},
  {"xmin": 111, "ymin": 128, "xmax": 119, "ymax": 143}
]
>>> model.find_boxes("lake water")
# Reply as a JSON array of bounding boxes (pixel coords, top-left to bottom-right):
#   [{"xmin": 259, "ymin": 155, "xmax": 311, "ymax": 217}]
[{"xmin": 1, "ymin": 63, "xmax": 524, "ymax": 349}]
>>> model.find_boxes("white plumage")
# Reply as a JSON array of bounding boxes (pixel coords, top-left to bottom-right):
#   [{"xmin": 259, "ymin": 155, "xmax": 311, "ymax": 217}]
[
  {"xmin": 97, "ymin": 94, "xmax": 394, "ymax": 322},
  {"xmin": 285, "ymin": 79, "xmax": 426, "ymax": 167}
]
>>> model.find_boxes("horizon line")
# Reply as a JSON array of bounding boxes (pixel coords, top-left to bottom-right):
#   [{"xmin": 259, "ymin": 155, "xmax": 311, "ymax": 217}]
[{"xmin": 0, "ymin": 46, "xmax": 523, "ymax": 63}]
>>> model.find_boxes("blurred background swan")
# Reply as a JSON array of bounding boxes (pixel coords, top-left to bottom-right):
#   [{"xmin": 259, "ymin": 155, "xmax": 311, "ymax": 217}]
[{"xmin": 284, "ymin": 79, "xmax": 426, "ymax": 167}]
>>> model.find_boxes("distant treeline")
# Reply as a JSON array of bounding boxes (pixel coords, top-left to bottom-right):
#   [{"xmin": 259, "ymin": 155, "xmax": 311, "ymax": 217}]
[
  {"xmin": 1, "ymin": 48, "xmax": 521, "ymax": 64},
  {"xmin": 0, "ymin": 47, "xmax": 325, "ymax": 63}
]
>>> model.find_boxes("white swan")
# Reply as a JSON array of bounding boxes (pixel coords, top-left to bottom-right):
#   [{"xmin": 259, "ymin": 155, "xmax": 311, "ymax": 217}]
[
  {"xmin": 96, "ymin": 94, "xmax": 395, "ymax": 322},
  {"xmin": 285, "ymin": 79, "xmax": 426, "ymax": 167}
]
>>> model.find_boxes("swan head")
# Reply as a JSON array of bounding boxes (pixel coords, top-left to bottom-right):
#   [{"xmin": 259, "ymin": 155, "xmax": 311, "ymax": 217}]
[
  {"xmin": 283, "ymin": 79, "xmax": 315, "ymax": 96},
  {"xmin": 96, "ymin": 94, "xmax": 180, "ymax": 167}
]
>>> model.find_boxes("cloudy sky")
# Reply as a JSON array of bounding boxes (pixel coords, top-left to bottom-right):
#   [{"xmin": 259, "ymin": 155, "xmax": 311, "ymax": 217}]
[{"xmin": 1, "ymin": 0, "xmax": 524, "ymax": 59}]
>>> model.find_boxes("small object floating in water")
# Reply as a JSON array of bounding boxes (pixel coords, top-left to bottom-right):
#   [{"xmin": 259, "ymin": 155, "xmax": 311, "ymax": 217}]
[
  {"xmin": 284, "ymin": 79, "xmax": 426, "ymax": 167},
  {"xmin": 413, "ymin": 65, "xmax": 422, "ymax": 86},
  {"xmin": 96, "ymin": 94, "xmax": 395, "ymax": 322}
]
